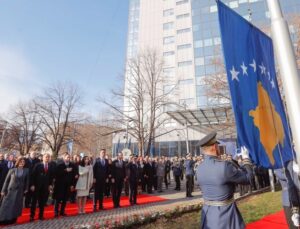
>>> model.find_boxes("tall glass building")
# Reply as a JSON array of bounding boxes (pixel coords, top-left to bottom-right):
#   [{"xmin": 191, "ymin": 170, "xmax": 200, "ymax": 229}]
[{"xmin": 112, "ymin": 0, "xmax": 300, "ymax": 157}]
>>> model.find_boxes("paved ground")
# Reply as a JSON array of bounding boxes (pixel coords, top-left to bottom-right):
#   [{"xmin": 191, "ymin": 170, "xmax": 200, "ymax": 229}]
[{"xmin": 7, "ymin": 179, "xmax": 203, "ymax": 229}]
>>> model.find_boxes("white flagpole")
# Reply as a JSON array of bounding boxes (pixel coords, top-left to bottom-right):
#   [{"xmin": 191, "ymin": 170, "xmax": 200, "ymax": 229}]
[{"xmin": 266, "ymin": 0, "xmax": 300, "ymax": 166}]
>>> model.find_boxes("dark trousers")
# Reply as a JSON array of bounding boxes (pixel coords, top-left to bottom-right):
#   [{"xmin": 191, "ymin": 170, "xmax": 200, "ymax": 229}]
[
  {"xmin": 124, "ymin": 180, "xmax": 129, "ymax": 196},
  {"xmin": 30, "ymin": 188, "xmax": 49, "ymax": 218},
  {"xmin": 112, "ymin": 180, "xmax": 123, "ymax": 207},
  {"xmin": 283, "ymin": 206, "xmax": 299, "ymax": 229},
  {"xmin": 129, "ymin": 181, "xmax": 138, "ymax": 204},
  {"xmin": 175, "ymin": 175, "xmax": 181, "ymax": 190},
  {"xmin": 94, "ymin": 181, "xmax": 105, "ymax": 209},
  {"xmin": 186, "ymin": 175, "xmax": 193, "ymax": 196},
  {"xmin": 153, "ymin": 176, "xmax": 158, "ymax": 190},
  {"xmin": 164, "ymin": 173, "xmax": 169, "ymax": 189},
  {"xmin": 54, "ymin": 186, "xmax": 70, "ymax": 215},
  {"xmin": 145, "ymin": 177, "xmax": 153, "ymax": 193},
  {"xmin": 25, "ymin": 190, "xmax": 34, "ymax": 208}
]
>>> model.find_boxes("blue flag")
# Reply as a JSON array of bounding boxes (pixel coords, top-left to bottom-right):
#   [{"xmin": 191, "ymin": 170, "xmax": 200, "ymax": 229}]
[{"xmin": 217, "ymin": 1, "xmax": 294, "ymax": 168}]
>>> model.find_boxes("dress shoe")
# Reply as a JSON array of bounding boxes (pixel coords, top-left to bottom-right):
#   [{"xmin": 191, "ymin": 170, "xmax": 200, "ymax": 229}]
[{"xmin": 29, "ymin": 217, "xmax": 34, "ymax": 222}]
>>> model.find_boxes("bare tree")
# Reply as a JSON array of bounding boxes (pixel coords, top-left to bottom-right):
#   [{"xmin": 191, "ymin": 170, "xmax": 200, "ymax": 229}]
[
  {"xmin": 6, "ymin": 101, "xmax": 42, "ymax": 155},
  {"xmin": 100, "ymin": 49, "xmax": 178, "ymax": 156},
  {"xmin": 35, "ymin": 82, "xmax": 82, "ymax": 159}
]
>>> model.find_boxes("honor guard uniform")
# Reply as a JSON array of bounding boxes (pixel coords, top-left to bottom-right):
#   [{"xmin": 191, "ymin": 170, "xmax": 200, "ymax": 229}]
[{"xmin": 196, "ymin": 132, "xmax": 253, "ymax": 229}]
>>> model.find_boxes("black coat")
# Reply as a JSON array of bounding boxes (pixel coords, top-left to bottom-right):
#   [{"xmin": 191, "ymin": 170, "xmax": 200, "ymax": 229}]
[
  {"xmin": 0, "ymin": 160, "xmax": 8, "ymax": 190},
  {"xmin": 53, "ymin": 162, "xmax": 76, "ymax": 200},
  {"xmin": 144, "ymin": 162, "xmax": 153, "ymax": 178},
  {"xmin": 93, "ymin": 158, "xmax": 109, "ymax": 183},
  {"xmin": 112, "ymin": 160, "xmax": 126, "ymax": 182},
  {"xmin": 31, "ymin": 162, "xmax": 55, "ymax": 190},
  {"xmin": 128, "ymin": 162, "xmax": 139, "ymax": 183}
]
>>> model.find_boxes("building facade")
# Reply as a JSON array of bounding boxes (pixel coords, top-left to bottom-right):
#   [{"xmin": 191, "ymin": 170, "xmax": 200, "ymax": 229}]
[{"xmin": 113, "ymin": 0, "xmax": 300, "ymax": 157}]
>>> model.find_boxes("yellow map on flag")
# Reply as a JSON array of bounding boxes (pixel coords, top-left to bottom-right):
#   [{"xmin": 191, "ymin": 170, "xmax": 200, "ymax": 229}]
[{"xmin": 249, "ymin": 82, "xmax": 285, "ymax": 165}]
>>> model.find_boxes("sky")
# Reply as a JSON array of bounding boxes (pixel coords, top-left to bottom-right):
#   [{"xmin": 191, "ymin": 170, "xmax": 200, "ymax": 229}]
[{"xmin": 0, "ymin": 0, "xmax": 129, "ymax": 116}]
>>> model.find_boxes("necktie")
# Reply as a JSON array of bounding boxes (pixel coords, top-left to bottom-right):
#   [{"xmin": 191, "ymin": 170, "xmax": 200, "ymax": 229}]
[
  {"xmin": 44, "ymin": 163, "xmax": 48, "ymax": 173},
  {"xmin": 101, "ymin": 159, "xmax": 104, "ymax": 166}
]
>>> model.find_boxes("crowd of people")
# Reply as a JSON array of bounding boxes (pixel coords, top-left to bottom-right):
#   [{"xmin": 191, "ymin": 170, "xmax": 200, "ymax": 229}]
[{"xmin": 0, "ymin": 148, "xmax": 271, "ymax": 225}]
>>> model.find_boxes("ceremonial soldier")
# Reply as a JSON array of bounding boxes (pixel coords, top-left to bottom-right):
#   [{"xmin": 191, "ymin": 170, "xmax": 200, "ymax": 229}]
[{"xmin": 196, "ymin": 132, "xmax": 253, "ymax": 229}]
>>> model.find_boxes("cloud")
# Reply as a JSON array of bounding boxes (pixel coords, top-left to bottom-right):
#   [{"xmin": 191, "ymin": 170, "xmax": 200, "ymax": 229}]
[{"xmin": 0, "ymin": 45, "xmax": 39, "ymax": 114}]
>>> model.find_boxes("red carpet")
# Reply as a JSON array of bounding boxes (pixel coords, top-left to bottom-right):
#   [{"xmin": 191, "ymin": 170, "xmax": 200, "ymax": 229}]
[
  {"xmin": 247, "ymin": 210, "xmax": 288, "ymax": 229},
  {"xmin": 16, "ymin": 194, "xmax": 167, "ymax": 224}
]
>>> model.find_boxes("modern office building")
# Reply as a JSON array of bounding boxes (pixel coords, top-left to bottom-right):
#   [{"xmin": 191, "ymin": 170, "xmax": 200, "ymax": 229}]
[{"xmin": 112, "ymin": 0, "xmax": 300, "ymax": 157}]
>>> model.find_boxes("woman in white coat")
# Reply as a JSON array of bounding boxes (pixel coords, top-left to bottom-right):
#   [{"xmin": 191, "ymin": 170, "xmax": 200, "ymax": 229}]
[{"xmin": 75, "ymin": 156, "xmax": 93, "ymax": 214}]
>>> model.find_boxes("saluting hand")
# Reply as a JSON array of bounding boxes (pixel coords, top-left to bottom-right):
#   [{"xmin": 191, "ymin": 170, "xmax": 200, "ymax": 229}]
[{"xmin": 30, "ymin": 185, "xmax": 35, "ymax": 192}]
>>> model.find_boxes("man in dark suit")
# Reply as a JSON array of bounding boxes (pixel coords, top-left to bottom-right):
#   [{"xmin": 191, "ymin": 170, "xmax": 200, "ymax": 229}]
[
  {"xmin": 53, "ymin": 153, "xmax": 76, "ymax": 217},
  {"xmin": 111, "ymin": 152, "xmax": 126, "ymax": 208},
  {"xmin": 0, "ymin": 152, "xmax": 8, "ymax": 192},
  {"xmin": 6, "ymin": 154, "xmax": 15, "ymax": 170},
  {"xmin": 30, "ymin": 153, "xmax": 55, "ymax": 221},
  {"xmin": 143, "ymin": 156, "xmax": 153, "ymax": 194},
  {"xmin": 93, "ymin": 149, "xmax": 109, "ymax": 211},
  {"xmin": 25, "ymin": 151, "xmax": 40, "ymax": 208},
  {"xmin": 128, "ymin": 155, "xmax": 139, "ymax": 205}
]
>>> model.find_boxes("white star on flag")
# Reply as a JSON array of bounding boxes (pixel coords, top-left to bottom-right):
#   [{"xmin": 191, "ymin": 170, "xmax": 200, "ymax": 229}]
[
  {"xmin": 271, "ymin": 79, "xmax": 275, "ymax": 89},
  {"xmin": 259, "ymin": 62, "xmax": 266, "ymax": 75},
  {"xmin": 267, "ymin": 72, "xmax": 271, "ymax": 80},
  {"xmin": 249, "ymin": 59, "xmax": 256, "ymax": 72},
  {"xmin": 241, "ymin": 62, "xmax": 248, "ymax": 75},
  {"xmin": 230, "ymin": 66, "xmax": 240, "ymax": 81}
]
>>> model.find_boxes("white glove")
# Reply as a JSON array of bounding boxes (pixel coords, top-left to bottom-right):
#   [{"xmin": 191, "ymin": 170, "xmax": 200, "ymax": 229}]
[
  {"xmin": 293, "ymin": 161, "xmax": 300, "ymax": 174},
  {"xmin": 291, "ymin": 213, "xmax": 300, "ymax": 227},
  {"xmin": 240, "ymin": 146, "xmax": 250, "ymax": 160}
]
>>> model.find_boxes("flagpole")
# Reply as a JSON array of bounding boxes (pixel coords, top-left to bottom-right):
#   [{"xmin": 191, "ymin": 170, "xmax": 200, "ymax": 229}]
[{"xmin": 266, "ymin": 0, "xmax": 300, "ymax": 166}]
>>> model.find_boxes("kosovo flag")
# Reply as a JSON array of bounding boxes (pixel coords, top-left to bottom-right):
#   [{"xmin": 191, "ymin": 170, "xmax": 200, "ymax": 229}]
[{"xmin": 217, "ymin": 0, "xmax": 294, "ymax": 168}]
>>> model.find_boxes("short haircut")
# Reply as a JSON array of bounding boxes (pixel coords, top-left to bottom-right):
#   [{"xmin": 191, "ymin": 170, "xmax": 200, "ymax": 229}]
[{"xmin": 15, "ymin": 156, "xmax": 26, "ymax": 168}]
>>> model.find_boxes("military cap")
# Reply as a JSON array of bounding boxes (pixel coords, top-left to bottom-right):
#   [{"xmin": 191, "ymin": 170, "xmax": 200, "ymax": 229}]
[{"xmin": 199, "ymin": 132, "xmax": 219, "ymax": 147}]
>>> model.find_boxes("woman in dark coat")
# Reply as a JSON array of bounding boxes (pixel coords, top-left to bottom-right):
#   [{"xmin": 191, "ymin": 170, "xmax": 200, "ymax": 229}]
[{"xmin": 0, "ymin": 157, "xmax": 29, "ymax": 225}]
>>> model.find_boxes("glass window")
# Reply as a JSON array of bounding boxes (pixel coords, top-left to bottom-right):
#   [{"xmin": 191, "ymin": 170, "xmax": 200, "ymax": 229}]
[
  {"xmin": 229, "ymin": 1, "xmax": 239, "ymax": 9},
  {"xmin": 177, "ymin": 28, "xmax": 191, "ymax": 34},
  {"xmin": 196, "ymin": 85, "xmax": 207, "ymax": 96},
  {"xmin": 210, "ymin": 5, "xmax": 218, "ymax": 13},
  {"xmin": 214, "ymin": 37, "xmax": 221, "ymax": 45},
  {"xmin": 163, "ymin": 51, "xmax": 175, "ymax": 56},
  {"xmin": 195, "ymin": 66, "xmax": 205, "ymax": 76},
  {"xmin": 163, "ymin": 9, "xmax": 174, "ymax": 17},
  {"xmin": 163, "ymin": 67, "xmax": 175, "ymax": 76},
  {"xmin": 179, "ymin": 79, "xmax": 194, "ymax": 85},
  {"xmin": 194, "ymin": 40, "xmax": 204, "ymax": 48},
  {"xmin": 176, "ymin": 0, "xmax": 189, "ymax": 6},
  {"xmin": 163, "ymin": 22, "xmax": 174, "ymax": 30},
  {"xmin": 196, "ymin": 77, "xmax": 206, "ymax": 85},
  {"xmin": 204, "ymin": 38, "xmax": 213, "ymax": 46},
  {"xmin": 176, "ymin": 13, "xmax": 190, "ymax": 19},
  {"xmin": 164, "ymin": 85, "xmax": 175, "ymax": 94},
  {"xmin": 164, "ymin": 36, "xmax": 175, "ymax": 44},
  {"xmin": 195, "ymin": 57, "xmax": 205, "ymax": 66},
  {"xmin": 178, "ymin": 61, "xmax": 193, "ymax": 67},
  {"xmin": 177, "ymin": 44, "xmax": 192, "ymax": 50},
  {"xmin": 197, "ymin": 96, "xmax": 208, "ymax": 107},
  {"xmin": 179, "ymin": 98, "xmax": 195, "ymax": 106}
]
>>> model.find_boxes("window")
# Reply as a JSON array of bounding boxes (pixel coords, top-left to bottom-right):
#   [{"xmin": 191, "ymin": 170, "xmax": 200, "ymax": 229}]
[
  {"xmin": 163, "ymin": 8, "xmax": 174, "ymax": 17},
  {"xmin": 164, "ymin": 85, "xmax": 175, "ymax": 94},
  {"xmin": 177, "ymin": 44, "xmax": 192, "ymax": 50},
  {"xmin": 176, "ymin": 0, "xmax": 189, "ymax": 6},
  {"xmin": 178, "ymin": 61, "xmax": 192, "ymax": 67},
  {"xmin": 163, "ymin": 51, "xmax": 175, "ymax": 56},
  {"xmin": 176, "ymin": 13, "xmax": 190, "ymax": 19},
  {"xmin": 229, "ymin": 1, "xmax": 239, "ymax": 8},
  {"xmin": 194, "ymin": 40, "xmax": 203, "ymax": 48},
  {"xmin": 195, "ymin": 57, "xmax": 205, "ymax": 66},
  {"xmin": 179, "ymin": 79, "xmax": 193, "ymax": 85},
  {"xmin": 204, "ymin": 38, "xmax": 213, "ymax": 47},
  {"xmin": 164, "ymin": 36, "xmax": 175, "ymax": 44},
  {"xmin": 163, "ymin": 22, "xmax": 174, "ymax": 30},
  {"xmin": 177, "ymin": 28, "xmax": 191, "ymax": 34},
  {"xmin": 163, "ymin": 67, "xmax": 175, "ymax": 76},
  {"xmin": 179, "ymin": 98, "xmax": 194, "ymax": 106},
  {"xmin": 210, "ymin": 5, "xmax": 218, "ymax": 13}
]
